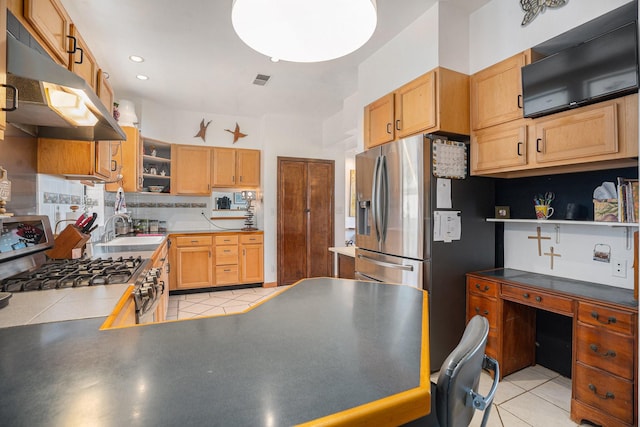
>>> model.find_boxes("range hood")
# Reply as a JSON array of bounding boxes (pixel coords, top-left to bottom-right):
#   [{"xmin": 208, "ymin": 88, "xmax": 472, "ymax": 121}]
[{"xmin": 5, "ymin": 35, "xmax": 126, "ymax": 141}]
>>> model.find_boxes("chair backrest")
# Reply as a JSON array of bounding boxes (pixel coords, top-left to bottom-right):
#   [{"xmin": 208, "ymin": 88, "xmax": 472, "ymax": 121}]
[{"xmin": 434, "ymin": 315, "xmax": 489, "ymax": 427}]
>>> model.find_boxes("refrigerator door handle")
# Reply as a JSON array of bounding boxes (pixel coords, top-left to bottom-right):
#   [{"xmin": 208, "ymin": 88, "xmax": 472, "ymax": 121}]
[
  {"xmin": 357, "ymin": 254, "xmax": 414, "ymax": 272},
  {"xmin": 371, "ymin": 155, "xmax": 381, "ymax": 242},
  {"xmin": 380, "ymin": 154, "xmax": 389, "ymax": 242}
]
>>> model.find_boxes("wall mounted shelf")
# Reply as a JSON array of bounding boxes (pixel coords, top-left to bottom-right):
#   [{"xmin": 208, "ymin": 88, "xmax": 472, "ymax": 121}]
[{"xmin": 487, "ymin": 218, "xmax": 639, "ymax": 228}]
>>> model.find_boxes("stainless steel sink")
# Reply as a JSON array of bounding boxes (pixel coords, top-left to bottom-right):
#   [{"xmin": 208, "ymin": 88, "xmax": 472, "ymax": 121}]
[{"xmin": 97, "ymin": 235, "xmax": 165, "ymax": 246}]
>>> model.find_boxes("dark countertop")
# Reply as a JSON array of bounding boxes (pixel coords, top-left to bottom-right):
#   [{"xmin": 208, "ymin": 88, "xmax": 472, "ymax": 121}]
[
  {"xmin": 469, "ymin": 268, "xmax": 637, "ymax": 309},
  {"xmin": 0, "ymin": 278, "xmax": 430, "ymax": 426}
]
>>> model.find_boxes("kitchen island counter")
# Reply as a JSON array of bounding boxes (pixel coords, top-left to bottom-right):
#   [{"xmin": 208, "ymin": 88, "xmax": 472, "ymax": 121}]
[{"xmin": 0, "ymin": 278, "xmax": 430, "ymax": 426}]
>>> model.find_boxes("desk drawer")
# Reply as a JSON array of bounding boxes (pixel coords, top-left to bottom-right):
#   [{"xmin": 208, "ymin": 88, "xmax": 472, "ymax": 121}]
[
  {"xmin": 216, "ymin": 265, "xmax": 239, "ymax": 284},
  {"xmin": 576, "ymin": 322, "xmax": 634, "ymax": 380},
  {"xmin": 578, "ymin": 302, "xmax": 635, "ymax": 336},
  {"xmin": 501, "ymin": 284, "xmax": 573, "ymax": 315},
  {"xmin": 467, "ymin": 276, "xmax": 499, "ymax": 298},
  {"xmin": 216, "ymin": 246, "xmax": 239, "ymax": 265},
  {"xmin": 176, "ymin": 235, "xmax": 212, "ymax": 247},
  {"xmin": 574, "ymin": 362, "xmax": 634, "ymax": 424},
  {"xmin": 215, "ymin": 235, "xmax": 239, "ymax": 245},
  {"xmin": 467, "ymin": 294, "xmax": 498, "ymax": 328}
]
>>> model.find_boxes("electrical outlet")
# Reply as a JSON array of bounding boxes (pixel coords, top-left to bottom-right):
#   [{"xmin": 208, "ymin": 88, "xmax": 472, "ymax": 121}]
[{"xmin": 612, "ymin": 259, "xmax": 627, "ymax": 278}]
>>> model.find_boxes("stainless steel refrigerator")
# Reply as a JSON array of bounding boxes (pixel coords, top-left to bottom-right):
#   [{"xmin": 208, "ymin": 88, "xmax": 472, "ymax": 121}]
[{"xmin": 355, "ymin": 134, "xmax": 495, "ymax": 368}]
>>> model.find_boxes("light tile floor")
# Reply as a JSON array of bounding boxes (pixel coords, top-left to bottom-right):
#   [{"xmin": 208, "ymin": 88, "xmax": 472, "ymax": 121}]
[
  {"xmin": 166, "ymin": 285, "xmax": 290, "ymax": 320},
  {"xmin": 462, "ymin": 365, "xmax": 592, "ymax": 427},
  {"xmin": 169, "ymin": 289, "xmax": 587, "ymax": 426}
]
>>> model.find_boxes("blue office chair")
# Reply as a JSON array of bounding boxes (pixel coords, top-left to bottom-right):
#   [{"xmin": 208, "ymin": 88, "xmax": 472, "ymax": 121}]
[{"xmin": 403, "ymin": 315, "xmax": 500, "ymax": 427}]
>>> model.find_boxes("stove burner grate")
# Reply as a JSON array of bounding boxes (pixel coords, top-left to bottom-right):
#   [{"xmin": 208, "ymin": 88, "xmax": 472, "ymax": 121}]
[{"xmin": 1, "ymin": 256, "xmax": 146, "ymax": 292}]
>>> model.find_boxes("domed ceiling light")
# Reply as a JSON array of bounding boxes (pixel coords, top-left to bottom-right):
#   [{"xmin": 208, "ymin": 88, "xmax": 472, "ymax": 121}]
[{"xmin": 231, "ymin": 0, "xmax": 377, "ymax": 63}]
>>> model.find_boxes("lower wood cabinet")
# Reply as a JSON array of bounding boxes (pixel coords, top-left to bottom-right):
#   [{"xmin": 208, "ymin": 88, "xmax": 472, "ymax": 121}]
[
  {"xmin": 240, "ymin": 234, "xmax": 264, "ymax": 283},
  {"xmin": 169, "ymin": 232, "xmax": 264, "ymax": 291},
  {"xmin": 466, "ymin": 273, "xmax": 638, "ymax": 427}
]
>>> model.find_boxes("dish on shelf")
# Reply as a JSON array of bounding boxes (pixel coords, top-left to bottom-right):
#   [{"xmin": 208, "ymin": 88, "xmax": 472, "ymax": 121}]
[{"xmin": 148, "ymin": 186, "xmax": 164, "ymax": 193}]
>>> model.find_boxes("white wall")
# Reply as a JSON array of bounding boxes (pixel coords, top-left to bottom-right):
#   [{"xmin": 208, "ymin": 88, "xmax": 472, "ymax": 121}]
[{"xmin": 469, "ymin": 0, "xmax": 633, "ymax": 73}]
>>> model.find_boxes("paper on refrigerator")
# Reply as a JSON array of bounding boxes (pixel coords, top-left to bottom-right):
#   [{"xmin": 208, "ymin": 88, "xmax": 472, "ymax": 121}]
[{"xmin": 433, "ymin": 210, "xmax": 461, "ymax": 242}]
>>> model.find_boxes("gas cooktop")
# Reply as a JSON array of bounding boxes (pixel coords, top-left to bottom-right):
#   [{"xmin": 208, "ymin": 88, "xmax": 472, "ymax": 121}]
[{"xmin": 2, "ymin": 256, "xmax": 146, "ymax": 292}]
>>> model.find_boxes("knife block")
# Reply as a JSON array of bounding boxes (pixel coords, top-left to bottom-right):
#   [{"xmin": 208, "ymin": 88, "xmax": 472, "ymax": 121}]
[{"xmin": 46, "ymin": 225, "xmax": 91, "ymax": 259}]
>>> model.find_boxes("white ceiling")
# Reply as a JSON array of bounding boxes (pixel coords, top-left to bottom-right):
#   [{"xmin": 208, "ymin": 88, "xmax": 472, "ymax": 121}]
[{"xmin": 60, "ymin": 0, "xmax": 490, "ymax": 120}]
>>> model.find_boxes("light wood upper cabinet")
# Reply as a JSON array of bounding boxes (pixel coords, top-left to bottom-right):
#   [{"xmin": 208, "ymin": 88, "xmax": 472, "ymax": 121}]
[
  {"xmin": 68, "ymin": 24, "xmax": 97, "ymax": 90},
  {"xmin": 212, "ymin": 147, "xmax": 260, "ymax": 188},
  {"xmin": 364, "ymin": 93, "xmax": 395, "ymax": 148},
  {"xmin": 174, "ymin": 144, "xmax": 212, "ymax": 195},
  {"xmin": 395, "ymin": 72, "xmax": 436, "ymax": 139},
  {"xmin": 96, "ymin": 69, "xmax": 114, "ymax": 113},
  {"xmin": 470, "ymin": 51, "xmax": 531, "ymax": 131},
  {"xmin": 37, "ymin": 138, "xmax": 112, "ymax": 180},
  {"xmin": 471, "ymin": 94, "xmax": 638, "ymax": 177},
  {"xmin": 471, "ymin": 119, "xmax": 528, "ymax": 173},
  {"xmin": 23, "ymin": 0, "xmax": 71, "ymax": 66},
  {"xmin": 364, "ymin": 67, "xmax": 469, "ymax": 149},
  {"xmin": 533, "ymin": 101, "xmax": 619, "ymax": 165},
  {"xmin": 105, "ymin": 126, "xmax": 142, "ymax": 193}
]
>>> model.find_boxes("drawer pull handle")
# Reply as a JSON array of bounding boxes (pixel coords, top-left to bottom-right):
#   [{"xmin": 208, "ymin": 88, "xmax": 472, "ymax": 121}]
[
  {"xmin": 589, "ymin": 344, "xmax": 616, "ymax": 358},
  {"xmin": 588, "ymin": 384, "xmax": 615, "ymax": 400},
  {"xmin": 535, "ymin": 296, "xmax": 542, "ymax": 302},
  {"xmin": 591, "ymin": 312, "xmax": 617, "ymax": 325},
  {"xmin": 474, "ymin": 307, "xmax": 489, "ymax": 316},
  {"xmin": 522, "ymin": 293, "xmax": 530, "ymax": 299},
  {"xmin": 475, "ymin": 283, "xmax": 490, "ymax": 292}
]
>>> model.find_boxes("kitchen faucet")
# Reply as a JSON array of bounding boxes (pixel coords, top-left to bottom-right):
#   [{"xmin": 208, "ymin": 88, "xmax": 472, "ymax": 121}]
[{"xmin": 102, "ymin": 213, "xmax": 131, "ymax": 242}]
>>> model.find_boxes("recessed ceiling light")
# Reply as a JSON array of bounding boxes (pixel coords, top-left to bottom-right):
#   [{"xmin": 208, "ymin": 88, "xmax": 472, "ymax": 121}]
[
  {"xmin": 129, "ymin": 55, "xmax": 144, "ymax": 63},
  {"xmin": 136, "ymin": 74, "xmax": 149, "ymax": 81}
]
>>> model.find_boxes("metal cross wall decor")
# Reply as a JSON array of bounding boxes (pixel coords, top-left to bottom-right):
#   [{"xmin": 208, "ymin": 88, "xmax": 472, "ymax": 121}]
[{"xmin": 520, "ymin": 0, "xmax": 568, "ymax": 26}]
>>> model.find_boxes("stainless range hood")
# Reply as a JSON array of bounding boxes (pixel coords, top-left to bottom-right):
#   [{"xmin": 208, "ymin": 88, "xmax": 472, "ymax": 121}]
[{"xmin": 5, "ymin": 35, "xmax": 126, "ymax": 141}]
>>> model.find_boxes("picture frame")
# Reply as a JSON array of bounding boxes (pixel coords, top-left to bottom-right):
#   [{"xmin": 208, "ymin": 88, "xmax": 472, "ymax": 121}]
[
  {"xmin": 495, "ymin": 206, "xmax": 510, "ymax": 219},
  {"xmin": 349, "ymin": 170, "xmax": 356, "ymax": 217},
  {"xmin": 233, "ymin": 192, "xmax": 245, "ymax": 204}
]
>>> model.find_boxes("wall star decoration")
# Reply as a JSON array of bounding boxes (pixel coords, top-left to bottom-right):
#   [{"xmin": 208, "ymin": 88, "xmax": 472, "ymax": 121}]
[
  {"xmin": 194, "ymin": 119, "xmax": 212, "ymax": 142},
  {"xmin": 520, "ymin": 0, "xmax": 567, "ymax": 26},
  {"xmin": 224, "ymin": 122, "xmax": 247, "ymax": 143}
]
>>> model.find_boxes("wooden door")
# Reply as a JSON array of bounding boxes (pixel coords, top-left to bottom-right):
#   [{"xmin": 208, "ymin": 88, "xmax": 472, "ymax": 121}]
[
  {"xmin": 175, "ymin": 246, "xmax": 212, "ymax": 289},
  {"xmin": 277, "ymin": 157, "xmax": 334, "ymax": 286}
]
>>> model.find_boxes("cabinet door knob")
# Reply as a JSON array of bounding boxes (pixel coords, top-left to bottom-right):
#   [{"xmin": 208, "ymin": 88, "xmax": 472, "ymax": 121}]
[
  {"xmin": 386, "ymin": 123, "xmax": 392, "ymax": 134},
  {"xmin": 517, "ymin": 141, "xmax": 523, "ymax": 156},
  {"xmin": 395, "ymin": 120, "xmax": 401, "ymax": 131},
  {"xmin": 517, "ymin": 94, "xmax": 523, "ymax": 109}
]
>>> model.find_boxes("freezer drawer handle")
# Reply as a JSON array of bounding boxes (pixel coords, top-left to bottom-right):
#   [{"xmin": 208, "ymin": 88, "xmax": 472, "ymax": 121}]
[{"xmin": 357, "ymin": 254, "xmax": 413, "ymax": 271}]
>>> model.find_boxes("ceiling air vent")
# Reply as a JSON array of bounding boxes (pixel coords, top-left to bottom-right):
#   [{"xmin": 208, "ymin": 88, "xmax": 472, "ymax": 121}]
[{"xmin": 253, "ymin": 74, "xmax": 271, "ymax": 86}]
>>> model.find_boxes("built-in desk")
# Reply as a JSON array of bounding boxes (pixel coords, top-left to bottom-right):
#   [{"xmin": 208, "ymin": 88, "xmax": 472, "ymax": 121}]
[{"xmin": 466, "ymin": 268, "xmax": 637, "ymax": 427}]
